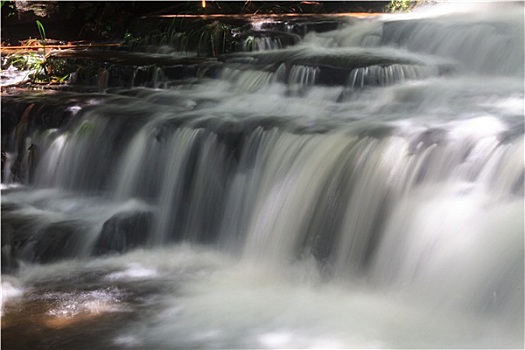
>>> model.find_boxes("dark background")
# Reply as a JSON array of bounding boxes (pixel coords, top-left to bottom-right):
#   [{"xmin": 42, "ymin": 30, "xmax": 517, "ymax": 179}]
[{"xmin": 1, "ymin": 1, "xmax": 390, "ymax": 44}]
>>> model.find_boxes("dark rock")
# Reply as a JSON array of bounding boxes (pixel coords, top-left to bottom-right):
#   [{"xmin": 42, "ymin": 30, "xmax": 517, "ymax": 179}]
[
  {"xmin": 93, "ymin": 211, "xmax": 154, "ymax": 256},
  {"xmin": 1, "ymin": 224, "xmax": 19, "ymax": 274},
  {"xmin": 33, "ymin": 221, "xmax": 84, "ymax": 263},
  {"xmin": 1, "ymin": 210, "xmax": 43, "ymax": 269}
]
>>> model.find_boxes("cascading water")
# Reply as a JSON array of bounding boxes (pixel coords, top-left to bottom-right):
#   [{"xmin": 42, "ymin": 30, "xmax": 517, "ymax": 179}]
[{"xmin": 1, "ymin": 3, "xmax": 523, "ymax": 349}]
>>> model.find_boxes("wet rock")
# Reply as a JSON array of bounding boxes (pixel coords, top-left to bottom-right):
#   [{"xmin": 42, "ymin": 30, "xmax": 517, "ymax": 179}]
[
  {"xmin": 1, "ymin": 224, "xmax": 19, "ymax": 274},
  {"xmin": 1, "ymin": 215, "xmax": 86, "ymax": 269},
  {"xmin": 0, "ymin": 97, "xmax": 29, "ymax": 143},
  {"xmin": 33, "ymin": 221, "xmax": 84, "ymax": 263},
  {"xmin": 237, "ymin": 30, "xmax": 301, "ymax": 51},
  {"xmin": 221, "ymin": 47, "xmax": 423, "ymax": 70},
  {"xmin": 93, "ymin": 211, "xmax": 154, "ymax": 256},
  {"xmin": 1, "ymin": 210, "xmax": 42, "ymax": 270},
  {"xmin": 220, "ymin": 48, "xmax": 455, "ymax": 89},
  {"xmin": 31, "ymin": 100, "xmax": 79, "ymax": 130}
]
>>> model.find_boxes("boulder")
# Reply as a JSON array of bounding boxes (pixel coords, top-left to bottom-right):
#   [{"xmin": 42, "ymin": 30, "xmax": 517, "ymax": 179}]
[
  {"xmin": 33, "ymin": 221, "xmax": 83, "ymax": 263},
  {"xmin": 93, "ymin": 211, "xmax": 154, "ymax": 256}
]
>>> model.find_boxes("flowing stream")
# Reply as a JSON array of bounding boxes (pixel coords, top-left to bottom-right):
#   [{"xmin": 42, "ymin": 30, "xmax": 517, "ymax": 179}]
[{"xmin": 1, "ymin": 3, "xmax": 524, "ymax": 348}]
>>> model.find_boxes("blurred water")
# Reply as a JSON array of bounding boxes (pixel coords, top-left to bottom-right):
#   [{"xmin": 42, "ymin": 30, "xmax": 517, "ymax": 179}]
[{"xmin": 1, "ymin": 3, "xmax": 523, "ymax": 348}]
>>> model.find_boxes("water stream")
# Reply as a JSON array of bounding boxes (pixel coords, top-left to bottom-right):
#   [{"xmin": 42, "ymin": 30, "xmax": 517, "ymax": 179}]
[{"xmin": 1, "ymin": 3, "xmax": 523, "ymax": 348}]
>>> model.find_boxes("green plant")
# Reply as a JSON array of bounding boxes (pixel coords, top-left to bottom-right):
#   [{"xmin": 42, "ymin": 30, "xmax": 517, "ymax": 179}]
[
  {"xmin": 1, "ymin": 0, "xmax": 16, "ymax": 18},
  {"xmin": 7, "ymin": 21, "xmax": 73, "ymax": 84},
  {"xmin": 30, "ymin": 20, "xmax": 53, "ymax": 82},
  {"xmin": 386, "ymin": 0, "xmax": 421, "ymax": 12},
  {"xmin": 5, "ymin": 51, "xmax": 46, "ymax": 83},
  {"xmin": 207, "ymin": 21, "xmax": 228, "ymax": 56},
  {"xmin": 35, "ymin": 20, "xmax": 46, "ymax": 52},
  {"xmin": 189, "ymin": 21, "xmax": 231, "ymax": 56},
  {"xmin": 1, "ymin": 19, "xmax": 76, "ymax": 86},
  {"xmin": 124, "ymin": 31, "xmax": 143, "ymax": 47}
]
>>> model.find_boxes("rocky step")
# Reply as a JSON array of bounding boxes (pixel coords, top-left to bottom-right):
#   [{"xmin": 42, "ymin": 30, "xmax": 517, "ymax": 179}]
[{"xmin": 217, "ymin": 47, "xmax": 456, "ymax": 87}]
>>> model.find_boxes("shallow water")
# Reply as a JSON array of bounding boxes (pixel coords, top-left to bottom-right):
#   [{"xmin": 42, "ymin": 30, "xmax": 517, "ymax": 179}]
[{"xmin": 2, "ymin": 244, "xmax": 522, "ymax": 348}]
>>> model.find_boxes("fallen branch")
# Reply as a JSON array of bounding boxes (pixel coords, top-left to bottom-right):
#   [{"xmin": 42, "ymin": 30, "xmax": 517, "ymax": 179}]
[
  {"xmin": 1, "ymin": 43, "xmax": 122, "ymax": 55},
  {"xmin": 142, "ymin": 12, "xmax": 382, "ymax": 19}
]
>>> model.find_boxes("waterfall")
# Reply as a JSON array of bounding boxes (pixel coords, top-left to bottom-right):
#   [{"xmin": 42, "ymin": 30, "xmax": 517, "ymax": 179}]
[{"xmin": 1, "ymin": 3, "xmax": 523, "ymax": 348}]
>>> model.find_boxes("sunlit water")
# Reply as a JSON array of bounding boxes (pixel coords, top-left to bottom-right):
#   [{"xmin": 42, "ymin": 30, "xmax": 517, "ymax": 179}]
[{"xmin": 2, "ymin": 3, "xmax": 523, "ymax": 349}]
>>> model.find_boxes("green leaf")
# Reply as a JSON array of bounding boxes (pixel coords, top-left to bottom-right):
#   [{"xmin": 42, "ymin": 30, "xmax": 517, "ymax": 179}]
[
  {"xmin": 58, "ymin": 73, "xmax": 70, "ymax": 83},
  {"xmin": 36, "ymin": 20, "xmax": 46, "ymax": 42}
]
